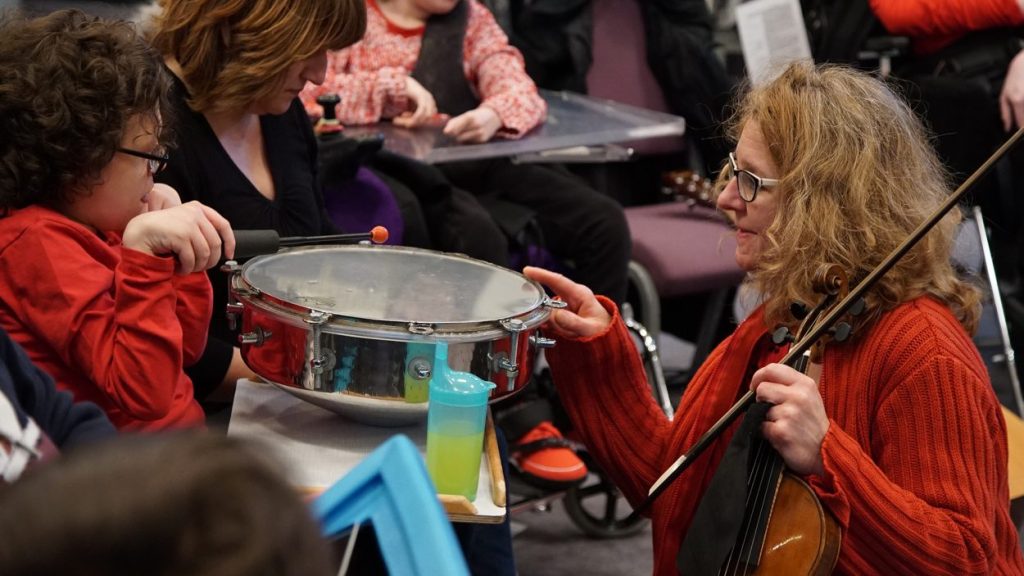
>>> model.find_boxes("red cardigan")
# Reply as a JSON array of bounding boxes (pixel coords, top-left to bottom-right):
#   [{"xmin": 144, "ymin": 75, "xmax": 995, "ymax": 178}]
[
  {"xmin": 869, "ymin": 0, "xmax": 1024, "ymax": 54},
  {"xmin": 0, "ymin": 206, "xmax": 210, "ymax": 431},
  {"xmin": 547, "ymin": 296, "xmax": 1024, "ymax": 575}
]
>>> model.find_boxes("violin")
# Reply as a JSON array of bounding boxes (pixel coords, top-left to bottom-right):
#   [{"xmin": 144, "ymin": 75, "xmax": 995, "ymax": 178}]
[{"xmin": 715, "ymin": 265, "xmax": 858, "ymax": 575}]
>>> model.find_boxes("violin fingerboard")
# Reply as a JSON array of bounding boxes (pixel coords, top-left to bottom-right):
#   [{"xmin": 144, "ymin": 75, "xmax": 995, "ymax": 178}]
[{"xmin": 721, "ymin": 438, "xmax": 786, "ymax": 572}]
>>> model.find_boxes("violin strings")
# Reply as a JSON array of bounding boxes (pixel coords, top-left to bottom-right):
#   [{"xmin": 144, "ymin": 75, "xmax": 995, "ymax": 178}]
[
  {"xmin": 721, "ymin": 435, "xmax": 774, "ymax": 574},
  {"xmin": 722, "ymin": 438, "xmax": 767, "ymax": 575},
  {"xmin": 728, "ymin": 437, "xmax": 764, "ymax": 573},
  {"xmin": 740, "ymin": 440, "xmax": 770, "ymax": 571},
  {"xmin": 742, "ymin": 439, "xmax": 778, "ymax": 569}
]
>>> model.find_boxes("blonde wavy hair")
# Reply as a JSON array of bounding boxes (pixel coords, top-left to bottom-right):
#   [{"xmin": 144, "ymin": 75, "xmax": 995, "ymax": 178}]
[
  {"xmin": 722, "ymin": 63, "xmax": 981, "ymax": 334},
  {"xmin": 149, "ymin": 0, "xmax": 366, "ymax": 113}
]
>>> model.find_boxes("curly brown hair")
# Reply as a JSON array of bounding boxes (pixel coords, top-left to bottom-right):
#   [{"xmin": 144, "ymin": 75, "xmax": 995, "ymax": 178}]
[
  {"xmin": 718, "ymin": 63, "xmax": 981, "ymax": 334},
  {"xmin": 0, "ymin": 10, "xmax": 173, "ymax": 210},
  {"xmin": 150, "ymin": 0, "xmax": 366, "ymax": 114}
]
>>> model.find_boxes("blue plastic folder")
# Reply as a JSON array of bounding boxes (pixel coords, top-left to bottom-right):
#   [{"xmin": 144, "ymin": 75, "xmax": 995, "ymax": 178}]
[{"xmin": 312, "ymin": 434, "xmax": 469, "ymax": 576}]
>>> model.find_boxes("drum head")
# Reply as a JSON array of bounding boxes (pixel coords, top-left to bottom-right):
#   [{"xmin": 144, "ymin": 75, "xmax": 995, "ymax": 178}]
[{"xmin": 241, "ymin": 245, "xmax": 546, "ymax": 325}]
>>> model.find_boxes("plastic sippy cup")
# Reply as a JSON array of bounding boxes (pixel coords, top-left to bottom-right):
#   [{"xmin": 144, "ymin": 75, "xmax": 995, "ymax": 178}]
[{"xmin": 425, "ymin": 342, "xmax": 495, "ymax": 501}]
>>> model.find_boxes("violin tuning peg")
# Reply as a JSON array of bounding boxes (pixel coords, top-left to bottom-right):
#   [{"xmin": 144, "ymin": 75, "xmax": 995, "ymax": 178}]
[
  {"xmin": 849, "ymin": 297, "xmax": 867, "ymax": 316},
  {"xmin": 790, "ymin": 302, "xmax": 809, "ymax": 320},
  {"xmin": 830, "ymin": 322, "xmax": 852, "ymax": 342},
  {"xmin": 771, "ymin": 326, "xmax": 793, "ymax": 346}
]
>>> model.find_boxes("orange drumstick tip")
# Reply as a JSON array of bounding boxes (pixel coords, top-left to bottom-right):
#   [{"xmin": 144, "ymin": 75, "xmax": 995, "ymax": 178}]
[{"xmin": 370, "ymin": 225, "xmax": 389, "ymax": 244}]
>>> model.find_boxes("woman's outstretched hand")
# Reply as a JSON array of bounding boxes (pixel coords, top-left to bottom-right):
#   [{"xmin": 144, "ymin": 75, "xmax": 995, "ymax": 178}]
[{"xmin": 523, "ymin": 266, "xmax": 612, "ymax": 339}]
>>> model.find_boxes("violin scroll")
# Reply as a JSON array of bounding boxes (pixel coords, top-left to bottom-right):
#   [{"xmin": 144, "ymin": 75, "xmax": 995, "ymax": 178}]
[{"xmin": 810, "ymin": 264, "xmax": 846, "ymax": 297}]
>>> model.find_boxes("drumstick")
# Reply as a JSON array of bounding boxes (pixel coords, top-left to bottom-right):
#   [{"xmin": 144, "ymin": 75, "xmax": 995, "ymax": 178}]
[
  {"xmin": 232, "ymin": 226, "xmax": 389, "ymax": 259},
  {"xmin": 485, "ymin": 409, "xmax": 506, "ymax": 508},
  {"xmin": 281, "ymin": 226, "xmax": 389, "ymax": 247}
]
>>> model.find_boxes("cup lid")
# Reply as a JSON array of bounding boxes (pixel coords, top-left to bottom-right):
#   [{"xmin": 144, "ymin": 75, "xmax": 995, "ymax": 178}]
[{"xmin": 429, "ymin": 371, "xmax": 496, "ymax": 406}]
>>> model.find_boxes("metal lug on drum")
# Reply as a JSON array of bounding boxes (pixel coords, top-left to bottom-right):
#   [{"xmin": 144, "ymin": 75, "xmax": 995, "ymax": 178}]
[
  {"xmin": 310, "ymin": 348, "xmax": 336, "ymax": 377},
  {"xmin": 226, "ymin": 302, "xmax": 244, "ymax": 331},
  {"xmin": 496, "ymin": 319, "xmax": 528, "ymax": 391},
  {"xmin": 529, "ymin": 334, "xmax": 557, "ymax": 349},
  {"xmin": 222, "ymin": 260, "xmax": 243, "ymax": 330},
  {"xmin": 238, "ymin": 326, "xmax": 271, "ymax": 346},
  {"xmin": 304, "ymin": 311, "xmax": 333, "ymax": 381},
  {"xmin": 407, "ymin": 357, "xmax": 432, "ymax": 380},
  {"xmin": 407, "ymin": 322, "xmax": 435, "ymax": 335},
  {"xmin": 544, "ymin": 297, "xmax": 568, "ymax": 309}
]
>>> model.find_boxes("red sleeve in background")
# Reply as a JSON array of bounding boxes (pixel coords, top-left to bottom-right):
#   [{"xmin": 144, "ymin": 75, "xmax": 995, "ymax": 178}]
[{"xmin": 870, "ymin": 0, "xmax": 1024, "ymax": 54}]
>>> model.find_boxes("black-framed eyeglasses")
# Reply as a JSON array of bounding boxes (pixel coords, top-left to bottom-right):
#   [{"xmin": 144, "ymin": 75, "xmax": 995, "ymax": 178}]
[
  {"xmin": 117, "ymin": 146, "xmax": 169, "ymax": 175},
  {"xmin": 726, "ymin": 152, "xmax": 779, "ymax": 202}
]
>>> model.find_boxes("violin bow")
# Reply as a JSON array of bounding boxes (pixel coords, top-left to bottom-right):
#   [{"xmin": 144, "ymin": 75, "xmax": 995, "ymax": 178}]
[{"xmin": 627, "ymin": 125, "xmax": 1024, "ymax": 521}]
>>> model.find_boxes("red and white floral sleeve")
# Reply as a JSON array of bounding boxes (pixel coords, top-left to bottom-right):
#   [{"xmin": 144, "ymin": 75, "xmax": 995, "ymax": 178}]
[
  {"xmin": 464, "ymin": 1, "xmax": 546, "ymax": 137},
  {"xmin": 301, "ymin": 48, "xmax": 410, "ymax": 124}
]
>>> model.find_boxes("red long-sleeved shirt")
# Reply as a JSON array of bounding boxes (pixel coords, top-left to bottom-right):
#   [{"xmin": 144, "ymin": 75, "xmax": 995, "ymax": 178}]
[
  {"xmin": 0, "ymin": 206, "xmax": 210, "ymax": 431},
  {"xmin": 870, "ymin": 0, "xmax": 1024, "ymax": 54},
  {"xmin": 547, "ymin": 296, "xmax": 1024, "ymax": 575},
  {"xmin": 300, "ymin": 0, "xmax": 546, "ymax": 137}
]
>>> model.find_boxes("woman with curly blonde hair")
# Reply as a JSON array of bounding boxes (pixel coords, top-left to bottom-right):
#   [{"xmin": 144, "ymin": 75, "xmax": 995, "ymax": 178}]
[
  {"xmin": 731, "ymin": 64, "xmax": 980, "ymax": 336},
  {"xmin": 525, "ymin": 62, "xmax": 1024, "ymax": 574}
]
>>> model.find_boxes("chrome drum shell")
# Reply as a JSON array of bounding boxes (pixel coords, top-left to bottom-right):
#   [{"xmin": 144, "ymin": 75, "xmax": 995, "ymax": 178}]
[{"xmin": 226, "ymin": 245, "xmax": 556, "ymax": 426}]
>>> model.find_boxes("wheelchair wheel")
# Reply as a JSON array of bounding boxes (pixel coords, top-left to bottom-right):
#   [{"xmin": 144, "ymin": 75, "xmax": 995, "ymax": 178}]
[{"xmin": 562, "ymin": 454, "xmax": 649, "ymax": 539}]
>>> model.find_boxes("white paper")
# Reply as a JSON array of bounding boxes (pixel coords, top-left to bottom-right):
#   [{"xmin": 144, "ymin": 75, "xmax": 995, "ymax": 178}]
[{"xmin": 735, "ymin": 0, "xmax": 813, "ymax": 86}]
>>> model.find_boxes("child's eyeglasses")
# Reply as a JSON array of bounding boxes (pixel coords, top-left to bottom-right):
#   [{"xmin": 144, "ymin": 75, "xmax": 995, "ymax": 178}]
[{"xmin": 117, "ymin": 147, "xmax": 169, "ymax": 175}]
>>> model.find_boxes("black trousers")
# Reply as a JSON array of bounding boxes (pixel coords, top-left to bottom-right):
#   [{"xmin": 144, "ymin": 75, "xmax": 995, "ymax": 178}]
[
  {"xmin": 440, "ymin": 157, "xmax": 632, "ymax": 304},
  {"xmin": 368, "ymin": 152, "xmax": 510, "ymax": 266}
]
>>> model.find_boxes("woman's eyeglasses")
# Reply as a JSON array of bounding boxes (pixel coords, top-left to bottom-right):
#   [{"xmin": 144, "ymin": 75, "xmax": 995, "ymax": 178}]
[
  {"xmin": 725, "ymin": 152, "xmax": 779, "ymax": 202},
  {"xmin": 117, "ymin": 147, "xmax": 169, "ymax": 175}
]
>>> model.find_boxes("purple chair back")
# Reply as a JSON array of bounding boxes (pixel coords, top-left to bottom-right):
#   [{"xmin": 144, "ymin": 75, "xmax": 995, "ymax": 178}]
[
  {"xmin": 323, "ymin": 166, "xmax": 404, "ymax": 246},
  {"xmin": 626, "ymin": 203, "xmax": 744, "ymax": 296},
  {"xmin": 585, "ymin": 0, "xmax": 683, "ymax": 156}
]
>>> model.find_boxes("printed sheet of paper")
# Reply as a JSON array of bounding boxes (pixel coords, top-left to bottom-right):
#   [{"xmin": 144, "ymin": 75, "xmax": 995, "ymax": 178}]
[{"xmin": 735, "ymin": 0, "xmax": 813, "ymax": 86}]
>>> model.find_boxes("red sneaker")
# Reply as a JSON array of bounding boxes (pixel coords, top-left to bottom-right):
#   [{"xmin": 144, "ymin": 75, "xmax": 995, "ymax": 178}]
[{"xmin": 511, "ymin": 421, "xmax": 588, "ymax": 487}]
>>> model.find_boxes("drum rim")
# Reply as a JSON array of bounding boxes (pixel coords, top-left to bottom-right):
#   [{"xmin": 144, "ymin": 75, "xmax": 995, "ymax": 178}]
[
  {"xmin": 237, "ymin": 289, "xmax": 551, "ymax": 342},
  {"xmin": 235, "ymin": 245, "xmax": 551, "ymax": 338}
]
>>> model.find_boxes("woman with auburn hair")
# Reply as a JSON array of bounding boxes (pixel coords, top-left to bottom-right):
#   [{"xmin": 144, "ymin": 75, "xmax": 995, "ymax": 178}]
[
  {"xmin": 148, "ymin": 2, "xmax": 518, "ymax": 574},
  {"xmin": 525, "ymin": 62, "xmax": 1024, "ymax": 574},
  {"xmin": 150, "ymin": 0, "xmax": 366, "ymax": 115},
  {"xmin": 148, "ymin": 0, "xmax": 365, "ymax": 397}
]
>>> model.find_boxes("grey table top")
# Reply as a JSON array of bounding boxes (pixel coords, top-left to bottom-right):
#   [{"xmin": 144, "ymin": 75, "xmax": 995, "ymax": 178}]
[{"xmin": 341, "ymin": 89, "xmax": 685, "ymax": 164}]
